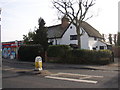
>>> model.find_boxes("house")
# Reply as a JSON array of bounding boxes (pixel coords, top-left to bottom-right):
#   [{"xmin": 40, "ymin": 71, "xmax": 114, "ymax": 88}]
[{"xmin": 47, "ymin": 17, "xmax": 108, "ymax": 50}]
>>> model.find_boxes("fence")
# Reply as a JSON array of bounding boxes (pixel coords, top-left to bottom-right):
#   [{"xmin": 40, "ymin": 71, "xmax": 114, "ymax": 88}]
[{"xmin": 112, "ymin": 46, "xmax": 120, "ymax": 57}]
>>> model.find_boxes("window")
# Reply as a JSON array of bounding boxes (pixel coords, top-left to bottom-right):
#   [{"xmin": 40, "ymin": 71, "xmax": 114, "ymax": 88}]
[
  {"xmin": 94, "ymin": 37, "xmax": 97, "ymax": 41},
  {"xmin": 70, "ymin": 26, "xmax": 72, "ymax": 29},
  {"xmin": 70, "ymin": 35, "xmax": 77, "ymax": 40},
  {"xmin": 93, "ymin": 47, "xmax": 96, "ymax": 50},
  {"xmin": 100, "ymin": 46, "xmax": 104, "ymax": 50},
  {"xmin": 48, "ymin": 39, "xmax": 54, "ymax": 45}
]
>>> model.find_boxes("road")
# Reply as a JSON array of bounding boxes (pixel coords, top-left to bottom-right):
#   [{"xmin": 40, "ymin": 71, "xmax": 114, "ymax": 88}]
[{"xmin": 2, "ymin": 59, "xmax": 119, "ymax": 89}]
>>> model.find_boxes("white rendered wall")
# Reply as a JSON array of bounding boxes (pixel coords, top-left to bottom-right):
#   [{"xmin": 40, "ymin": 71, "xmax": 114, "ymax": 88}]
[
  {"xmin": 88, "ymin": 37, "xmax": 107, "ymax": 50},
  {"xmin": 96, "ymin": 41, "xmax": 107, "ymax": 50},
  {"xmin": 61, "ymin": 24, "xmax": 77, "ymax": 45},
  {"xmin": 81, "ymin": 31, "xmax": 89, "ymax": 49},
  {"xmin": 89, "ymin": 37, "xmax": 97, "ymax": 50}
]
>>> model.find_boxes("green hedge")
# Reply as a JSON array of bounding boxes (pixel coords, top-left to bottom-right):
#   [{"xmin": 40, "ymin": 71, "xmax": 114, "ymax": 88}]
[
  {"xmin": 18, "ymin": 44, "xmax": 113, "ymax": 65},
  {"xmin": 64, "ymin": 50, "xmax": 113, "ymax": 65},
  {"xmin": 47, "ymin": 45, "xmax": 113, "ymax": 65},
  {"xmin": 47, "ymin": 45, "xmax": 71, "ymax": 57},
  {"xmin": 18, "ymin": 45, "xmax": 44, "ymax": 62}
]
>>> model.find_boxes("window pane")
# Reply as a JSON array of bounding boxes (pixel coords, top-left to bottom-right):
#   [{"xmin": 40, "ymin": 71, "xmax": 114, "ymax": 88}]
[
  {"xmin": 100, "ymin": 46, "xmax": 104, "ymax": 49},
  {"xmin": 70, "ymin": 35, "xmax": 77, "ymax": 40}
]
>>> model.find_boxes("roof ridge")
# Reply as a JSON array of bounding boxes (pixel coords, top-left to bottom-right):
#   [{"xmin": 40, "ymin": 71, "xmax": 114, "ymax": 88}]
[{"xmin": 47, "ymin": 24, "xmax": 61, "ymax": 28}]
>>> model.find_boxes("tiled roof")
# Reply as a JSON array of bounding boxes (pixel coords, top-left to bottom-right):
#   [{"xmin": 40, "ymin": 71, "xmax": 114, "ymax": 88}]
[{"xmin": 47, "ymin": 22, "xmax": 103, "ymax": 39}]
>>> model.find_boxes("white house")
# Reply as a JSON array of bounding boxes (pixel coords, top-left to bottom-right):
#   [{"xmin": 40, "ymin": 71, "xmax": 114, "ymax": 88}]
[{"xmin": 47, "ymin": 17, "xmax": 108, "ymax": 50}]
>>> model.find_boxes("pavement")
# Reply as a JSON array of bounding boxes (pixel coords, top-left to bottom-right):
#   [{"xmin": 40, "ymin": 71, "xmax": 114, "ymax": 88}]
[{"xmin": 2, "ymin": 58, "xmax": 119, "ymax": 71}]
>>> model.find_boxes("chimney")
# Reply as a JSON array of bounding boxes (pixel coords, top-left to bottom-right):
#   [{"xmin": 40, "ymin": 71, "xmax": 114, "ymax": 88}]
[{"xmin": 61, "ymin": 16, "xmax": 69, "ymax": 28}]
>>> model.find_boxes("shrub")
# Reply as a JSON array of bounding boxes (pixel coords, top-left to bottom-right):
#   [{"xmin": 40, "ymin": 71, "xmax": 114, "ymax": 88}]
[
  {"xmin": 47, "ymin": 45, "xmax": 71, "ymax": 57},
  {"xmin": 18, "ymin": 45, "xmax": 43, "ymax": 62},
  {"xmin": 71, "ymin": 50, "xmax": 112, "ymax": 65},
  {"xmin": 47, "ymin": 47, "xmax": 113, "ymax": 65}
]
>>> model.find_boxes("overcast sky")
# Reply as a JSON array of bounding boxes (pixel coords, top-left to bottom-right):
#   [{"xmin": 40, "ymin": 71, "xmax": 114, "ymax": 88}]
[{"xmin": 0, "ymin": 0, "xmax": 119, "ymax": 42}]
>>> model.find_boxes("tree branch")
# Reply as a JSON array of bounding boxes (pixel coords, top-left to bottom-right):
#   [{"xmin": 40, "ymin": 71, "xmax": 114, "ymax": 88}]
[
  {"xmin": 84, "ymin": 15, "xmax": 93, "ymax": 21},
  {"xmin": 53, "ymin": 1, "xmax": 66, "ymax": 15}
]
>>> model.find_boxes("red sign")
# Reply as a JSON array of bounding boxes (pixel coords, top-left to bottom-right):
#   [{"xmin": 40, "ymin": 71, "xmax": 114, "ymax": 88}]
[{"xmin": 2, "ymin": 41, "xmax": 22, "ymax": 48}]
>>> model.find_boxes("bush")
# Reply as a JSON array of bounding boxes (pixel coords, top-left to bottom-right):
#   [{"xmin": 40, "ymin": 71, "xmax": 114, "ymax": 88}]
[
  {"xmin": 47, "ymin": 45, "xmax": 71, "ymax": 57},
  {"xmin": 70, "ymin": 50, "xmax": 112, "ymax": 65},
  {"xmin": 18, "ymin": 45, "xmax": 44, "ymax": 62},
  {"xmin": 47, "ymin": 47, "xmax": 113, "ymax": 65}
]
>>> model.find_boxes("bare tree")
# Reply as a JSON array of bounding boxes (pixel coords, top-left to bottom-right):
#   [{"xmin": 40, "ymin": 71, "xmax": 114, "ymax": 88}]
[
  {"xmin": 53, "ymin": 0, "xmax": 95, "ymax": 49},
  {"xmin": 113, "ymin": 34, "xmax": 117, "ymax": 46},
  {"xmin": 108, "ymin": 34, "xmax": 112, "ymax": 45},
  {"xmin": 102, "ymin": 34, "xmax": 105, "ymax": 41}
]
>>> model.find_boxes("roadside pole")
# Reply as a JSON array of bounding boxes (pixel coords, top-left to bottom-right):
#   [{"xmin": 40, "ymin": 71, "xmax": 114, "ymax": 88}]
[{"xmin": 15, "ymin": 40, "xmax": 18, "ymax": 59}]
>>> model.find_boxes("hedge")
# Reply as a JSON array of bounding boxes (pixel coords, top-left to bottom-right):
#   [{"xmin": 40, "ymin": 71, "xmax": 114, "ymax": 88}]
[
  {"xmin": 18, "ymin": 45, "xmax": 113, "ymax": 65},
  {"xmin": 47, "ymin": 45, "xmax": 71, "ymax": 57},
  {"xmin": 47, "ymin": 45, "xmax": 113, "ymax": 65},
  {"xmin": 64, "ymin": 50, "xmax": 113, "ymax": 65},
  {"xmin": 18, "ymin": 45, "xmax": 44, "ymax": 62}
]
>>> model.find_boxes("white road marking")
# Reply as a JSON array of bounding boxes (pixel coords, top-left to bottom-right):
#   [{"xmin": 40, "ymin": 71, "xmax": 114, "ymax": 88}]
[
  {"xmin": 79, "ymin": 76, "xmax": 93, "ymax": 80},
  {"xmin": 57, "ymin": 72, "xmax": 103, "ymax": 78},
  {"xmin": 45, "ymin": 72, "xmax": 104, "ymax": 84},
  {"xmin": 45, "ymin": 76, "xmax": 98, "ymax": 84},
  {"xmin": 3, "ymin": 68, "xmax": 15, "ymax": 71}
]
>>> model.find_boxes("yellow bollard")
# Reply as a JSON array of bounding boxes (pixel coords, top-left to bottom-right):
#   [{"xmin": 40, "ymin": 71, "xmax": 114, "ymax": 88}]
[{"xmin": 35, "ymin": 56, "xmax": 43, "ymax": 71}]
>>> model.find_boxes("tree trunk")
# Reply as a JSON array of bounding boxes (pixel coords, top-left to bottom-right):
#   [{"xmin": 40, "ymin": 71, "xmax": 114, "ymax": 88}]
[
  {"xmin": 77, "ymin": 34, "xmax": 81, "ymax": 49},
  {"xmin": 76, "ymin": 26, "xmax": 81, "ymax": 49},
  {"xmin": 45, "ymin": 51, "xmax": 48, "ymax": 62}
]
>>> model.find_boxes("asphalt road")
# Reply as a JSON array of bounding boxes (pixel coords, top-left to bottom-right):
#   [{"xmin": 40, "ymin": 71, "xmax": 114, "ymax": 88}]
[{"xmin": 2, "ymin": 59, "xmax": 119, "ymax": 89}]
